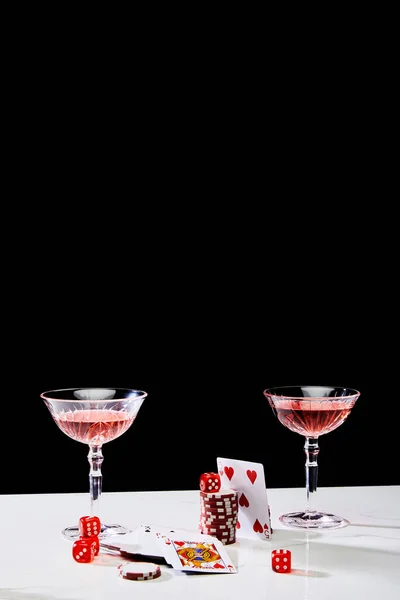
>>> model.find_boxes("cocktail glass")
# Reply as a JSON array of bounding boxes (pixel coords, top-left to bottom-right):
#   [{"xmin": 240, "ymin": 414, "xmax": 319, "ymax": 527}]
[
  {"xmin": 263, "ymin": 385, "xmax": 360, "ymax": 529},
  {"xmin": 41, "ymin": 387, "xmax": 147, "ymax": 540}
]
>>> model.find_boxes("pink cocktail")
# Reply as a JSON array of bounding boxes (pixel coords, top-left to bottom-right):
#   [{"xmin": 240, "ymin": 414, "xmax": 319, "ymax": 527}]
[
  {"xmin": 274, "ymin": 400, "xmax": 355, "ymax": 437},
  {"xmin": 264, "ymin": 385, "xmax": 360, "ymax": 529},
  {"xmin": 54, "ymin": 409, "xmax": 135, "ymax": 444}
]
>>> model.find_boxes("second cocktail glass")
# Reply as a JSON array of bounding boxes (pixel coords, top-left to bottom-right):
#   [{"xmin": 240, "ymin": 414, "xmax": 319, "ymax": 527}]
[{"xmin": 264, "ymin": 385, "xmax": 360, "ymax": 529}]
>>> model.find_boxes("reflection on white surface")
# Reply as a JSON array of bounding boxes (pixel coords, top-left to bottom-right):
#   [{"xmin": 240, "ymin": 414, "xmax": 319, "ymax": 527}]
[{"xmin": 0, "ymin": 589, "xmax": 82, "ymax": 600}]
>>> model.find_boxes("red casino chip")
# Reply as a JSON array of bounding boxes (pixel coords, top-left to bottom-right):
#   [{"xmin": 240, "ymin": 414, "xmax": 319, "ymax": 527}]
[
  {"xmin": 200, "ymin": 507, "xmax": 237, "ymax": 515},
  {"xmin": 200, "ymin": 515, "xmax": 237, "ymax": 523},
  {"xmin": 200, "ymin": 502, "xmax": 238, "ymax": 509},
  {"xmin": 201, "ymin": 516, "xmax": 234, "ymax": 523},
  {"xmin": 199, "ymin": 525, "xmax": 237, "ymax": 533},
  {"xmin": 199, "ymin": 526, "xmax": 236, "ymax": 543},
  {"xmin": 200, "ymin": 504, "xmax": 237, "ymax": 510},
  {"xmin": 201, "ymin": 508, "xmax": 238, "ymax": 516},
  {"xmin": 202, "ymin": 517, "xmax": 237, "ymax": 525},
  {"xmin": 200, "ymin": 496, "xmax": 238, "ymax": 502},
  {"xmin": 200, "ymin": 514, "xmax": 237, "ymax": 521},
  {"xmin": 200, "ymin": 524, "xmax": 236, "ymax": 534},
  {"xmin": 201, "ymin": 531, "xmax": 236, "ymax": 540},
  {"xmin": 199, "ymin": 509, "xmax": 238, "ymax": 521},
  {"xmin": 200, "ymin": 523, "xmax": 237, "ymax": 533},
  {"xmin": 118, "ymin": 562, "xmax": 161, "ymax": 581},
  {"xmin": 199, "ymin": 511, "xmax": 237, "ymax": 519},
  {"xmin": 198, "ymin": 527, "xmax": 236, "ymax": 544},
  {"xmin": 200, "ymin": 490, "xmax": 236, "ymax": 501},
  {"xmin": 200, "ymin": 502, "xmax": 239, "ymax": 512},
  {"xmin": 200, "ymin": 488, "xmax": 237, "ymax": 500}
]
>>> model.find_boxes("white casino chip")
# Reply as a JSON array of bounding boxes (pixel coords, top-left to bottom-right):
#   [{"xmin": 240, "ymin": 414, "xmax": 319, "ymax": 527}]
[{"xmin": 118, "ymin": 561, "xmax": 161, "ymax": 581}]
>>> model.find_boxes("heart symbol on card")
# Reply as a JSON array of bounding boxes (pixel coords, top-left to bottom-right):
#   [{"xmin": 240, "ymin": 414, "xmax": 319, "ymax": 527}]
[
  {"xmin": 219, "ymin": 470, "xmax": 224, "ymax": 476},
  {"xmin": 224, "ymin": 466, "xmax": 234, "ymax": 480},
  {"xmin": 174, "ymin": 541, "xmax": 185, "ymax": 546},
  {"xmin": 236, "ymin": 520, "xmax": 241, "ymax": 529},
  {"xmin": 253, "ymin": 519, "xmax": 263, "ymax": 534},
  {"xmin": 246, "ymin": 469, "xmax": 257, "ymax": 484},
  {"xmin": 263, "ymin": 524, "xmax": 269, "ymax": 531},
  {"xmin": 239, "ymin": 493, "xmax": 249, "ymax": 507},
  {"xmin": 214, "ymin": 563, "xmax": 225, "ymax": 569}
]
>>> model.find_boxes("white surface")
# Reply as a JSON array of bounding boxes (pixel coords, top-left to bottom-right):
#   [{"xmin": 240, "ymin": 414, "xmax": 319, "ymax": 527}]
[{"xmin": 0, "ymin": 486, "xmax": 399, "ymax": 599}]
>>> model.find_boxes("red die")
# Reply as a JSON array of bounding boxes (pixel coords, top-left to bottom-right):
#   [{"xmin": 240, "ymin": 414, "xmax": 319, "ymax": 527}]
[
  {"xmin": 72, "ymin": 537, "xmax": 96, "ymax": 563},
  {"xmin": 79, "ymin": 515, "xmax": 101, "ymax": 538},
  {"xmin": 200, "ymin": 472, "xmax": 221, "ymax": 493},
  {"xmin": 271, "ymin": 549, "xmax": 291, "ymax": 573}
]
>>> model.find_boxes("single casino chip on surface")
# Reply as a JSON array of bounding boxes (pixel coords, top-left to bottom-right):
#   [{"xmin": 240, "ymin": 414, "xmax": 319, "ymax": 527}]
[{"xmin": 118, "ymin": 561, "xmax": 162, "ymax": 581}]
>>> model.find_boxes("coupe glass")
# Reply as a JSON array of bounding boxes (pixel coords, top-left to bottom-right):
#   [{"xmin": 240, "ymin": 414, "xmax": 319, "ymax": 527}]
[
  {"xmin": 263, "ymin": 385, "xmax": 360, "ymax": 529},
  {"xmin": 41, "ymin": 387, "xmax": 147, "ymax": 540}
]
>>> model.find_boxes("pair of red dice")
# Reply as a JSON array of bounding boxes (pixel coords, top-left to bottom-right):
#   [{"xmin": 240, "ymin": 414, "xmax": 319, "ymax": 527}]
[{"xmin": 72, "ymin": 516, "xmax": 101, "ymax": 563}]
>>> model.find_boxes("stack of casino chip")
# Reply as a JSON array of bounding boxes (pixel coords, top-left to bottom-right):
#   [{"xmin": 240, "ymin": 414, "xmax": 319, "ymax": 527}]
[{"xmin": 199, "ymin": 488, "xmax": 238, "ymax": 545}]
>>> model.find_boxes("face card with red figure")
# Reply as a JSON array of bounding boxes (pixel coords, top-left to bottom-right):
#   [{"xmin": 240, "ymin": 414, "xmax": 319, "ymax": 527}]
[
  {"xmin": 158, "ymin": 536, "xmax": 237, "ymax": 573},
  {"xmin": 216, "ymin": 457, "xmax": 271, "ymax": 540}
]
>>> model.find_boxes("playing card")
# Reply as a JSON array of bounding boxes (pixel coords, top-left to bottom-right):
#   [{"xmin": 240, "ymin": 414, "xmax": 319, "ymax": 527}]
[
  {"xmin": 157, "ymin": 535, "xmax": 237, "ymax": 573},
  {"xmin": 139, "ymin": 523, "xmax": 179, "ymax": 537},
  {"xmin": 106, "ymin": 524, "xmax": 202, "ymax": 559},
  {"xmin": 105, "ymin": 527, "xmax": 163, "ymax": 559},
  {"xmin": 140, "ymin": 523, "xmax": 212, "ymax": 541},
  {"xmin": 216, "ymin": 457, "xmax": 271, "ymax": 540}
]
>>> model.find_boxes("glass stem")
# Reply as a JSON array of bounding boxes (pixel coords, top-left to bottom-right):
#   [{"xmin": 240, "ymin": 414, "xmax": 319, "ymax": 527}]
[
  {"xmin": 88, "ymin": 444, "xmax": 103, "ymax": 517},
  {"xmin": 304, "ymin": 436, "xmax": 319, "ymax": 513}
]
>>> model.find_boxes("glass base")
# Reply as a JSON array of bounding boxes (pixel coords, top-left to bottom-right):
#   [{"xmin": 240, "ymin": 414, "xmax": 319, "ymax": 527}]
[
  {"xmin": 62, "ymin": 523, "xmax": 132, "ymax": 541},
  {"xmin": 279, "ymin": 511, "xmax": 350, "ymax": 530}
]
